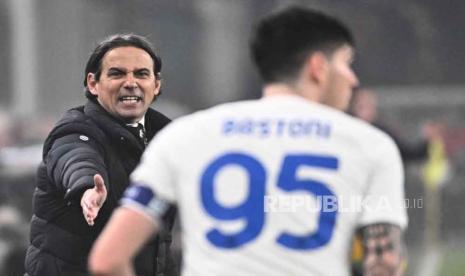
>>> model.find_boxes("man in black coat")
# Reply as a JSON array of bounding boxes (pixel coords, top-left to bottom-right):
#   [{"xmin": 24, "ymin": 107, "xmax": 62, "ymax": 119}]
[{"xmin": 25, "ymin": 34, "xmax": 177, "ymax": 276}]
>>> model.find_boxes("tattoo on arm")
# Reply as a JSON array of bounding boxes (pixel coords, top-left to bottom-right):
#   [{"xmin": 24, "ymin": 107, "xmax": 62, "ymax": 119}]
[{"xmin": 359, "ymin": 223, "xmax": 405, "ymax": 276}]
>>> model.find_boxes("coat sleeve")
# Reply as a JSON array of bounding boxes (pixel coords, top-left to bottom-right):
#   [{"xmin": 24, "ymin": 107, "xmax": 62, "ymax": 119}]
[{"xmin": 45, "ymin": 133, "xmax": 109, "ymax": 201}]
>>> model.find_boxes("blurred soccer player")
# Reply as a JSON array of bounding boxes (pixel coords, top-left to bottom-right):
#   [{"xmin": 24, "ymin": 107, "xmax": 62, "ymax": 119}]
[{"xmin": 89, "ymin": 7, "xmax": 407, "ymax": 276}]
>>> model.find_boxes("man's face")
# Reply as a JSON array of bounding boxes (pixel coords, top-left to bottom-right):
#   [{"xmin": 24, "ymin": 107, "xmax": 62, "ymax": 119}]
[
  {"xmin": 320, "ymin": 45, "xmax": 359, "ymax": 111},
  {"xmin": 87, "ymin": 46, "xmax": 160, "ymax": 123}
]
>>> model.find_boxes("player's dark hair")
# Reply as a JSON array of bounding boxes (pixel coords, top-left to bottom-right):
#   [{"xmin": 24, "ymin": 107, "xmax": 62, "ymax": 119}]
[
  {"xmin": 250, "ymin": 6, "xmax": 354, "ymax": 84},
  {"xmin": 83, "ymin": 33, "xmax": 162, "ymax": 99}
]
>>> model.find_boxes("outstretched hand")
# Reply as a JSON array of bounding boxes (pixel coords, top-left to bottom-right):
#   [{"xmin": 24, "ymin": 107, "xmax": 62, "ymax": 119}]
[{"xmin": 81, "ymin": 174, "xmax": 108, "ymax": 226}]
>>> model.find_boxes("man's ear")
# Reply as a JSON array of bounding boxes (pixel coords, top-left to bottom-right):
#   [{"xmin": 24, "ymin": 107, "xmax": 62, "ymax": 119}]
[
  {"xmin": 153, "ymin": 76, "xmax": 162, "ymax": 96},
  {"xmin": 305, "ymin": 52, "xmax": 329, "ymax": 86},
  {"xmin": 87, "ymin": 73, "xmax": 99, "ymax": 96}
]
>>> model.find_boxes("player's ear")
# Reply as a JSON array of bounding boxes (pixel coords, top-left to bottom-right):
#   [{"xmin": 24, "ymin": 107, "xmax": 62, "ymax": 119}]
[
  {"xmin": 306, "ymin": 52, "xmax": 329, "ymax": 86},
  {"xmin": 87, "ymin": 73, "xmax": 99, "ymax": 96}
]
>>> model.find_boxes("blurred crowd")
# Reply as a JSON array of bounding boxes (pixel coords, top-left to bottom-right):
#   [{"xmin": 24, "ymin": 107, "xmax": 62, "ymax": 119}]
[{"xmin": 0, "ymin": 113, "xmax": 52, "ymax": 275}]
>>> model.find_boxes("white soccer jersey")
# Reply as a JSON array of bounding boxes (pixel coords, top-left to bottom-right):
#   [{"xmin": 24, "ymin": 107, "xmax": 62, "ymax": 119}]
[{"xmin": 126, "ymin": 95, "xmax": 407, "ymax": 276}]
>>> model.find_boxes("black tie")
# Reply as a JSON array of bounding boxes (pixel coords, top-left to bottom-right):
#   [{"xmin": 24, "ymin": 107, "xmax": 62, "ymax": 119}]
[
  {"xmin": 136, "ymin": 123, "xmax": 148, "ymax": 146},
  {"xmin": 127, "ymin": 124, "xmax": 147, "ymax": 147}
]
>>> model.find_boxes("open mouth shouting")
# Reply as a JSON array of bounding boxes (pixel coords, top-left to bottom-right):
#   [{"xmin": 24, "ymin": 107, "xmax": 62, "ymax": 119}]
[{"xmin": 119, "ymin": 96, "xmax": 143, "ymax": 104}]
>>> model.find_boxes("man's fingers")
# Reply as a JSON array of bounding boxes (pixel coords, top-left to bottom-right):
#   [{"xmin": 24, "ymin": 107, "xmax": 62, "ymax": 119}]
[
  {"xmin": 87, "ymin": 216, "xmax": 95, "ymax": 226},
  {"xmin": 82, "ymin": 206, "xmax": 92, "ymax": 225},
  {"xmin": 93, "ymin": 174, "xmax": 106, "ymax": 193},
  {"xmin": 93, "ymin": 174, "xmax": 108, "ymax": 207},
  {"xmin": 80, "ymin": 176, "xmax": 107, "ymax": 226},
  {"xmin": 82, "ymin": 197, "xmax": 99, "ymax": 226},
  {"xmin": 84, "ymin": 205, "xmax": 98, "ymax": 226}
]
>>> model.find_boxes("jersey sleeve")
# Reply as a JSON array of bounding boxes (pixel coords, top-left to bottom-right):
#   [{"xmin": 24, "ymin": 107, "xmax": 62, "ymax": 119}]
[
  {"xmin": 358, "ymin": 135, "xmax": 408, "ymax": 230},
  {"xmin": 132, "ymin": 126, "xmax": 178, "ymax": 203},
  {"xmin": 121, "ymin": 125, "xmax": 179, "ymax": 223}
]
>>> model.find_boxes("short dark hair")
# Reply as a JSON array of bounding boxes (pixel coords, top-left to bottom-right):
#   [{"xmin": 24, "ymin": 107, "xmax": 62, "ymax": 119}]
[
  {"xmin": 83, "ymin": 34, "xmax": 162, "ymax": 99},
  {"xmin": 250, "ymin": 6, "xmax": 354, "ymax": 84}
]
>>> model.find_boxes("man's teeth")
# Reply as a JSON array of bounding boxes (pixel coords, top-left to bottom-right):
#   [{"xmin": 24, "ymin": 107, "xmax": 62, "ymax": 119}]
[{"xmin": 120, "ymin": 96, "xmax": 141, "ymax": 103}]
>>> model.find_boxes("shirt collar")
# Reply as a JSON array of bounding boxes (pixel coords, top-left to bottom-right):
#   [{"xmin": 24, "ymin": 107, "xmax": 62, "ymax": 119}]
[{"xmin": 126, "ymin": 116, "xmax": 145, "ymax": 128}]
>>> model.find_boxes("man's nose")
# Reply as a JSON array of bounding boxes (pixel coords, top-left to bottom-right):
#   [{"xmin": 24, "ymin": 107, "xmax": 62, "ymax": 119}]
[{"xmin": 123, "ymin": 73, "xmax": 138, "ymax": 89}]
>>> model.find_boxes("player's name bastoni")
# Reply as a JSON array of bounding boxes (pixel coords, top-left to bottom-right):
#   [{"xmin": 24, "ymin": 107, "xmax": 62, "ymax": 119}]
[{"xmin": 222, "ymin": 118, "xmax": 331, "ymax": 138}]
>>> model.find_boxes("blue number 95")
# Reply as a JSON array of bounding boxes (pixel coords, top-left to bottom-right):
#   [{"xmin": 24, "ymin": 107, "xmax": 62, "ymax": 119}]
[{"xmin": 201, "ymin": 152, "xmax": 339, "ymax": 250}]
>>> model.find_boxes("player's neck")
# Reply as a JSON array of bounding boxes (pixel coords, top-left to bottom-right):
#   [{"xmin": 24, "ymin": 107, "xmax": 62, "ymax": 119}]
[{"xmin": 262, "ymin": 83, "xmax": 320, "ymax": 102}]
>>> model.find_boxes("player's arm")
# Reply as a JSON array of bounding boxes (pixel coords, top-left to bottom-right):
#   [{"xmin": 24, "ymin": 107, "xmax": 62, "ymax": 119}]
[
  {"xmin": 89, "ymin": 183, "xmax": 174, "ymax": 276},
  {"xmin": 358, "ymin": 223, "xmax": 405, "ymax": 276},
  {"xmin": 89, "ymin": 206, "xmax": 159, "ymax": 276},
  {"xmin": 354, "ymin": 133, "xmax": 407, "ymax": 275}
]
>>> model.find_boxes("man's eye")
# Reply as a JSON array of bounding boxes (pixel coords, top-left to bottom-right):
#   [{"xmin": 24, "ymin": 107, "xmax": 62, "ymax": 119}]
[
  {"xmin": 135, "ymin": 71, "xmax": 150, "ymax": 77},
  {"xmin": 108, "ymin": 71, "xmax": 124, "ymax": 77}
]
